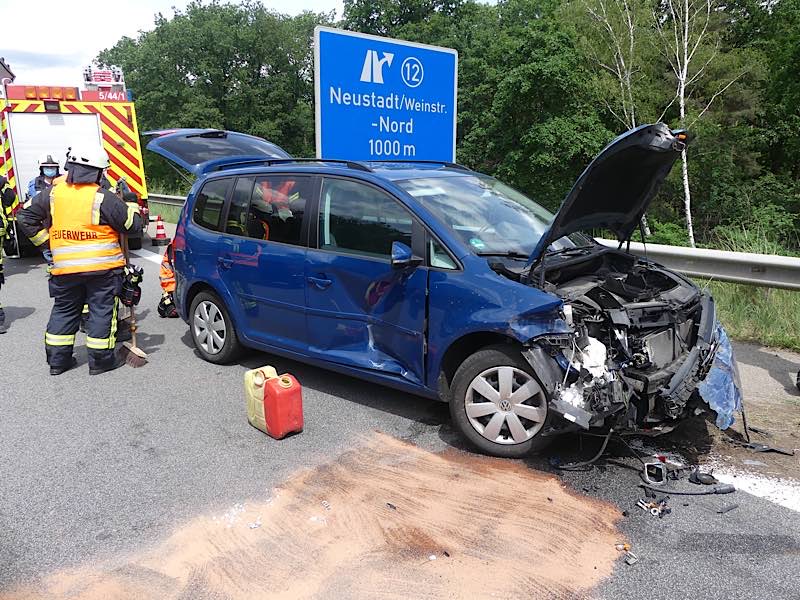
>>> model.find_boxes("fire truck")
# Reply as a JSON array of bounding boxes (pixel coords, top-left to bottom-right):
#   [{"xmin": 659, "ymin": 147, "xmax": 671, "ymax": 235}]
[{"xmin": 0, "ymin": 66, "xmax": 150, "ymax": 254}]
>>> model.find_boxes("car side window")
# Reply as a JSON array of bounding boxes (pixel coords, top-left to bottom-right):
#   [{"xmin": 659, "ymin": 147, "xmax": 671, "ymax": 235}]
[
  {"xmin": 226, "ymin": 177, "xmax": 255, "ymax": 236},
  {"xmin": 194, "ymin": 178, "xmax": 233, "ymax": 231},
  {"xmin": 430, "ymin": 238, "xmax": 458, "ymax": 270},
  {"xmin": 247, "ymin": 175, "xmax": 311, "ymax": 245},
  {"xmin": 319, "ymin": 178, "xmax": 413, "ymax": 259}
]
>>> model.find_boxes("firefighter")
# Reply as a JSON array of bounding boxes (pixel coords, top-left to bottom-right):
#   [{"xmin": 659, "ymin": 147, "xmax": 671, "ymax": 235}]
[
  {"xmin": 26, "ymin": 153, "xmax": 61, "ymax": 198},
  {"xmin": 1, "ymin": 173, "xmax": 20, "ymax": 217},
  {"xmin": 17, "ymin": 144, "xmax": 143, "ymax": 375},
  {"xmin": 0, "ymin": 176, "xmax": 14, "ymax": 334},
  {"xmin": 157, "ymin": 242, "xmax": 178, "ymax": 318}
]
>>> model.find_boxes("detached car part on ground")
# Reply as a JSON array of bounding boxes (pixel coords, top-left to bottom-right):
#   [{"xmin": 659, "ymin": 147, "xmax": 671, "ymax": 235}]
[{"xmin": 154, "ymin": 124, "xmax": 743, "ymax": 458}]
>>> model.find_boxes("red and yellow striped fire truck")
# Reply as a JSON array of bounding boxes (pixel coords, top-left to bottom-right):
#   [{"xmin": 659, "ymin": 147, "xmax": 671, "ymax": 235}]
[{"xmin": 0, "ymin": 67, "xmax": 150, "ymax": 254}]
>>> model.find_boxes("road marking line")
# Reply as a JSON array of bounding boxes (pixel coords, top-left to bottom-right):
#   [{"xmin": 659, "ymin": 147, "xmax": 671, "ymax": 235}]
[{"xmin": 132, "ymin": 248, "xmax": 164, "ymax": 265}]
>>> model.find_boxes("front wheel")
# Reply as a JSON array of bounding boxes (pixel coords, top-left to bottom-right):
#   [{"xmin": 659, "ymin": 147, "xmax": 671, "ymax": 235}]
[
  {"xmin": 189, "ymin": 291, "xmax": 242, "ymax": 364},
  {"xmin": 449, "ymin": 345, "xmax": 551, "ymax": 458}
]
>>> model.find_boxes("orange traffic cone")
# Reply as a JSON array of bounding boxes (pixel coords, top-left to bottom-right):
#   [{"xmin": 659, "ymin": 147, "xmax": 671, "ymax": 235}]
[{"xmin": 152, "ymin": 215, "xmax": 171, "ymax": 246}]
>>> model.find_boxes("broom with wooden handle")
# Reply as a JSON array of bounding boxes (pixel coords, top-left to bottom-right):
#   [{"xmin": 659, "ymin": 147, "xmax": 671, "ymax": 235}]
[{"xmin": 118, "ymin": 234, "xmax": 148, "ymax": 367}]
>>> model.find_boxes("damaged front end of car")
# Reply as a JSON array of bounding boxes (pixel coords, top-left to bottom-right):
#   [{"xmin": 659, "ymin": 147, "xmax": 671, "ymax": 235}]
[
  {"xmin": 519, "ymin": 250, "xmax": 743, "ymax": 437},
  {"xmin": 510, "ymin": 123, "xmax": 743, "ymax": 437}
]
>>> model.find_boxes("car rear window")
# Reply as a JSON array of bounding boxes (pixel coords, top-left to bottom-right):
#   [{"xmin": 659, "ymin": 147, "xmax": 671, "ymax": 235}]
[
  {"xmin": 193, "ymin": 178, "xmax": 233, "ymax": 231},
  {"xmin": 159, "ymin": 132, "xmax": 289, "ymax": 166}
]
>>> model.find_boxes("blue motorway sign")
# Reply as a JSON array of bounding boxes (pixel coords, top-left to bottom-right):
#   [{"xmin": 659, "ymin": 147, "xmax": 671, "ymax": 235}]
[{"xmin": 314, "ymin": 26, "xmax": 458, "ymax": 162}]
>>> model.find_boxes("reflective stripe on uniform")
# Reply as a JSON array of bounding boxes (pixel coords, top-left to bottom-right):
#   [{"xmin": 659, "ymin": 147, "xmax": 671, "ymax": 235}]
[
  {"xmin": 51, "ymin": 242, "xmax": 121, "ymax": 256},
  {"xmin": 109, "ymin": 297, "xmax": 119, "ymax": 347},
  {"xmin": 91, "ymin": 192, "xmax": 104, "ymax": 226},
  {"xmin": 45, "ymin": 332, "xmax": 76, "ymax": 346},
  {"xmin": 86, "ymin": 336, "xmax": 111, "ymax": 350},
  {"xmin": 124, "ymin": 203, "xmax": 138, "ymax": 230},
  {"xmin": 30, "ymin": 229, "xmax": 50, "ymax": 246},
  {"xmin": 54, "ymin": 253, "xmax": 124, "ymax": 269}
]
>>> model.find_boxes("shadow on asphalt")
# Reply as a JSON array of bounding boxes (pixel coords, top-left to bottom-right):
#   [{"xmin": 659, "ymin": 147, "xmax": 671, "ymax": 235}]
[
  {"xmin": 736, "ymin": 344, "xmax": 800, "ymax": 396},
  {"xmin": 178, "ymin": 329, "xmax": 453, "ymax": 430},
  {"xmin": 3, "ymin": 255, "xmax": 46, "ymax": 279},
  {"xmin": 130, "ymin": 309, "xmax": 166, "ymax": 354},
  {"xmin": 174, "ymin": 329, "xmax": 731, "ymax": 470},
  {"xmin": 1, "ymin": 306, "xmax": 36, "ymax": 331}
]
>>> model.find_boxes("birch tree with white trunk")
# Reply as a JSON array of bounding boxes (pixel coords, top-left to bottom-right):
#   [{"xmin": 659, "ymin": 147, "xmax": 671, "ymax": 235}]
[
  {"xmin": 582, "ymin": 0, "xmax": 641, "ymax": 131},
  {"xmin": 654, "ymin": 0, "xmax": 738, "ymax": 247}
]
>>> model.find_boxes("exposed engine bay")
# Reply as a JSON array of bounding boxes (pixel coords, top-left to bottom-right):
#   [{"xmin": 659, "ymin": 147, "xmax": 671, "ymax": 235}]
[{"xmin": 495, "ymin": 246, "xmax": 721, "ymax": 433}]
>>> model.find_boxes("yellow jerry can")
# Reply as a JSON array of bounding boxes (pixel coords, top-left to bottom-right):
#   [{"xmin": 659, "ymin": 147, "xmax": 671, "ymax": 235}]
[{"xmin": 244, "ymin": 365, "xmax": 278, "ymax": 434}]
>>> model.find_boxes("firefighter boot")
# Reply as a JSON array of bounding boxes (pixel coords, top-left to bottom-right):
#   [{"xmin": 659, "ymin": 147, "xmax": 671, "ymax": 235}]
[{"xmin": 50, "ymin": 357, "xmax": 78, "ymax": 376}]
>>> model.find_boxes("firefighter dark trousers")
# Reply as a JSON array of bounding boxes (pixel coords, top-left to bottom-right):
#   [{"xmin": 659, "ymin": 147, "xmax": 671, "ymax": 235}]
[{"xmin": 45, "ymin": 270, "xmax": 122, "ymax": 370}]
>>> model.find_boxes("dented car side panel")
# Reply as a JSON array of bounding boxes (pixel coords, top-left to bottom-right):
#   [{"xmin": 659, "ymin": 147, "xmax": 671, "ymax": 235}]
[{"xmin": 425, "ymin": 256, "xmax": 569, "ymax": 390}]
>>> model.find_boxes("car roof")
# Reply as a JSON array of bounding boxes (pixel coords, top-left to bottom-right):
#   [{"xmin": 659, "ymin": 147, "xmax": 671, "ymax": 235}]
[{"xmin": 202, "ymin": 160, "xmax": 476, "ymax": 182}]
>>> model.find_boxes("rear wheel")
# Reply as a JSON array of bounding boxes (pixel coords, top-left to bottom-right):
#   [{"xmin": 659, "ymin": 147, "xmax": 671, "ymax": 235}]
[
  {"xmin": 189, "ymin": 291, "xmax": 242, "ymax": 364},
  {"xmin": 449, "ymin": 345, "xmax": 550, "ymax": 458}
]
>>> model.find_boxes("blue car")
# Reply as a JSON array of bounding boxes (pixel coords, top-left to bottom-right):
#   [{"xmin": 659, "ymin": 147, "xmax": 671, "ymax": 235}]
[{"xmin": 148, "ymin": 125, "xmax": 742, "ymax": 457}]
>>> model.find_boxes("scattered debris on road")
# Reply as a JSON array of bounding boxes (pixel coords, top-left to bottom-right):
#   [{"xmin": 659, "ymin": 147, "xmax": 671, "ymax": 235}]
[
  {"xmin": 624, "ymin": 551, "xmax": 639, "ymax": 566},
  {"xmin": 689, "ymin": 468, "xmax": 718, "ymax": 485}
]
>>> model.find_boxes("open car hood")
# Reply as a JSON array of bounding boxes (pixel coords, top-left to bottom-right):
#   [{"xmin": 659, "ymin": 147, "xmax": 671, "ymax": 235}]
[
  {"xmin": 529, "ymin": 123, "xmax": 687, "ymax": 264},
  {"xmin": 144, "ymin": 129, "xmax": 291, "ymax": 175}
]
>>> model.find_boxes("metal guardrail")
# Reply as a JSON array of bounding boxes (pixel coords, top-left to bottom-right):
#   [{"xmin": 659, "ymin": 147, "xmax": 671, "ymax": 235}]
[
  {"xmin": 145, "ymin": 192, "xmax": 800, "ymax": 290},
  {"xmin": 148, "ymin": 193, "xmax": 186, "ymax": 207},
  {"xmin": 597, "ymin": 239, "xmax": 800, "ymax": 291}
]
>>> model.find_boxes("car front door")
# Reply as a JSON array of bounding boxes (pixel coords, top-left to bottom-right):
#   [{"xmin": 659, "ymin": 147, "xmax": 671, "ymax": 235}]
[
  {"xmin": 217, "ymin": 173, "xmax": 314, "ymax": 353},
  {"xmin": 305, "ymin": 177, "xmax": 428, "ymax": 385}
]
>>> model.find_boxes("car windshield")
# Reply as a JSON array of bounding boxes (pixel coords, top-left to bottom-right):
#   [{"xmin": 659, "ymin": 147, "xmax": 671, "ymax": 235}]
[{"xmin": 397, "ymin": 174, "xmax": 591, "ymax": 257}]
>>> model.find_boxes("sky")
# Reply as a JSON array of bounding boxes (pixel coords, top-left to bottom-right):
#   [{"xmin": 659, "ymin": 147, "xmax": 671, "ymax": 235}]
[{"xmin": 0, "ymin": 0, "xmax": 343, "ymax": 88}]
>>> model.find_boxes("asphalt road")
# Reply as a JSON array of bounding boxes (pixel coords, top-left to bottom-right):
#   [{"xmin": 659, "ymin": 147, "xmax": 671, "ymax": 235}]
[{"xmin": 1, "ymin": 235, "xmax": 799, "ymax": 599}]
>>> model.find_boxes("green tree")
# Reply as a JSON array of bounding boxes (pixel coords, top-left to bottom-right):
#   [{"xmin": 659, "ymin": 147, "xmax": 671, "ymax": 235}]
[{"xmin": 98, "ymin": 1, "xmax": 331, "ymax": 156}]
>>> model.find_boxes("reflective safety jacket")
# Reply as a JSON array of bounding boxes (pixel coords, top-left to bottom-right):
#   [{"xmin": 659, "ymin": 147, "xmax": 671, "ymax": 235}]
[
  {"xmin": 159, "ymin": 242, "xmax": 176, "ymax": 293},
  {"xmin": 48, "ymin": 183, "xmax": 126, "ymax": 275},
  {"xmin": 17, "ymin": 180, "xmax": 142, "ymax": 276}
]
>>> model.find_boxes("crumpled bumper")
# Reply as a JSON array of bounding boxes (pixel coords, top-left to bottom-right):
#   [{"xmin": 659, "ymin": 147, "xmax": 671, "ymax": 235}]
[{"xmin": 698, "ymin": 323, "xmax": 743, "ymax": 429}]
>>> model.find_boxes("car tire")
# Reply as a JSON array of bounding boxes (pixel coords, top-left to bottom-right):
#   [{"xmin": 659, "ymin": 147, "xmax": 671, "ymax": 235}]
[
  {"xmin": 449, "ymin": 344, "xmax": 551, "ymax": 458},
  {"xmin": 189, "ymin": 291, "xmax": 242, "ymax": 364},
  {"xmin": 127, "ymin": 236, "xmax": 142, "ymax": 251}
]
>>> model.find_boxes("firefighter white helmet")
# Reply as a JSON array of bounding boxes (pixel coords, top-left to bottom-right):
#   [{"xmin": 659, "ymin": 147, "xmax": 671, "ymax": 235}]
[
  {"xmin": 38, "ymin": 153, "xmax": 60, "ymax": 168},
  {"xmin": 67, "ymin": 145, "xmax": 110, "ymax": 170}
]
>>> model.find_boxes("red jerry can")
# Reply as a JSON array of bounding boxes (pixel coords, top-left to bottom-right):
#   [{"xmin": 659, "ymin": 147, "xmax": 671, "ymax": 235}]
[{"xmin": 263, "ymin": 374, "xmax": 304, "ymax": 439}]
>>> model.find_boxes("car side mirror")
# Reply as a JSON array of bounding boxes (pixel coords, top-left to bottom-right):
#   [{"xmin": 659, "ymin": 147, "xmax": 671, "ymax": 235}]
[{"xmin": 391, "ymin": 241, "xmax": 422, "ymax": 269}]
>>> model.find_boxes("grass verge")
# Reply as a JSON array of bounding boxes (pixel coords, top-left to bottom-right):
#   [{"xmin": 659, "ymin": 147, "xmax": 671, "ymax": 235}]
[
  {"xmin": 699, "ymin": 280, "xmax": 800, "ymax": 352},
  {"xmin": 147, "ymin": 201, "xmax": 182, "ymax": 224}
]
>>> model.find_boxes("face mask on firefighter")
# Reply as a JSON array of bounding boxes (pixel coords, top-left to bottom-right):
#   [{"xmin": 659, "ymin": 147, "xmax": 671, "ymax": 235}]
[{"xmin": 43, "ymin": 167, "xmax": 58, "ymax": 178}]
